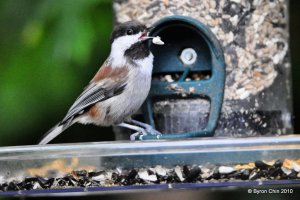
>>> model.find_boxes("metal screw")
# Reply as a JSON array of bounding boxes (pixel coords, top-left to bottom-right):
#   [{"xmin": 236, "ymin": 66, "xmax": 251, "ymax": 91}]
[{"xmin": 180, "ymin": 48, "xmax": 197, "ymax": 65}]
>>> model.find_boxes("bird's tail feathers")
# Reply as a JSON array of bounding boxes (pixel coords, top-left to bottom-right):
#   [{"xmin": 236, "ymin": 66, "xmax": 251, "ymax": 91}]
[{"xmin": 39, "ymin": 121, "xmax": 72, "ymax": 145}]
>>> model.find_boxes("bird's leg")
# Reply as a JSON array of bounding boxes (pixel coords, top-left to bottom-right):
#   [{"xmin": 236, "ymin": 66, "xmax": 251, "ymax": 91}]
[
  {"xmin": 128, "ymin": 119, "xmax": 162, "ymax": 136},
  {"xmin": 117, "ymin": 122, "xmax": 147, "ymax": 141}
]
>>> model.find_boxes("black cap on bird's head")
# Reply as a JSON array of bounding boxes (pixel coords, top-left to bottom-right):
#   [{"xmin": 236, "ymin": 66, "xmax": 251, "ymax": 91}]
[{"xmin": 110, "ymin": 21, "xmax": 147, "ymax": 43}]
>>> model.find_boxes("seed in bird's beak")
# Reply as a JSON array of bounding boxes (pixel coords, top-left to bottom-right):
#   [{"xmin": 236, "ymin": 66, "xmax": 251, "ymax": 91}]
[
  {"xmin": 139, "ymin": 33, "xmax": 164, "ymax": 45},
  {"xmin": 152, "ymin": 36, "xmax": 164, "ymax": 45}
]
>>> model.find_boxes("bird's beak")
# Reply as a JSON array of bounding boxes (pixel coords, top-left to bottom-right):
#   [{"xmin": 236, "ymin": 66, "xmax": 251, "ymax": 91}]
[
  {"xmin": 139, "ymin": 31, "xmax": 149, "ymax": 41},
  {"xmin": 138, "ymin": 26, "xmax": 164, "ymax": 45},
  {"xmin": 139, "ymin": 26, "xmax": 154, "ymax": 41}
]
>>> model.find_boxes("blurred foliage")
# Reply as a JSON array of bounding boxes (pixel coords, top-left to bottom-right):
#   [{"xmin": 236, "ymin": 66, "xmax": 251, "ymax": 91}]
[{"xmin": 0, "ymin": 0, "xmax": 113, "ymax": 146}]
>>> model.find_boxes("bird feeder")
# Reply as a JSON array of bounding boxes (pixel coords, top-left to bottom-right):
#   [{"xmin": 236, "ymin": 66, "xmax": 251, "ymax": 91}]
[
  {"xmin": 141, "ymin": 15, "xmax": 225, "ymax": 139},
  {"xmin": 1, "ymin": 136, "xmax": 300, "ymax": 196},
  {"xmin": 114, "ymin": 0, "xmax": 292, "ymax": 138}
]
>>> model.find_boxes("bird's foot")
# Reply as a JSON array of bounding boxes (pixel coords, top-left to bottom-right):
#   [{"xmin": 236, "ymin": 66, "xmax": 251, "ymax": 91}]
[
  {"xmin": 130, "ymin": 126, "xmax": 161, "ymax": 140},
  {"xmin": 128, "ymin": 119, "xmax": 162, "ymax": 136},
  {"xmin": 118, "ymin": 122, "xmax": 148, "ymax": 141},
  {"xmin": 144, "ymin": 125, "xmax": 162, "ymax": 136},
  {"xmin": 130, "ymin": 129, "xmax": 147, "ymax": 141},
  {"xmin": 118, "ymin": 121, "xmax": 161, "ymax": 140}
]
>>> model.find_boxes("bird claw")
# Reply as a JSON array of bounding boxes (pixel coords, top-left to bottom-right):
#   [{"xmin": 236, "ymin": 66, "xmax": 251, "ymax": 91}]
[
  {"xmin": 130, "ymin": 131, "xmax": 146, "ymax": 141},
  {"xmin": 145, "ymin": 126, "xmax": 162, "ymax": 136},
  {"xmin": 129, "ymin": 126, "xmax": 161, "ymax": 141}
]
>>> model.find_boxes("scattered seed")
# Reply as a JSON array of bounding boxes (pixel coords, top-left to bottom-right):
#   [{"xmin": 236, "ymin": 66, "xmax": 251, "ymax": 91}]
[
  {"xmin": 219, "ymin": 166, "xmax": 236, "ymax": 174},
  {"xmin": 138, "ymin": 170, "xmax": 158, "ymax": 182},
  {"xmin": 2, "ymin": 159, "xmax": 300, "ymax": 192}
]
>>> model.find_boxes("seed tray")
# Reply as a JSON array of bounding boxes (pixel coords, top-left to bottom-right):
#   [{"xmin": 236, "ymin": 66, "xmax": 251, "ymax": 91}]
[{"xmin": 1, "ymin": 136, "xmax": 300, "ymax": 196}]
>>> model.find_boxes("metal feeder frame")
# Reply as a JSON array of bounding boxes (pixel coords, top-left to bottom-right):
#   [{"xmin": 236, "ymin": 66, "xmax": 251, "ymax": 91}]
[{"xmin": 141, "ymin": 16, "xmax": 225, "ymax": 140}]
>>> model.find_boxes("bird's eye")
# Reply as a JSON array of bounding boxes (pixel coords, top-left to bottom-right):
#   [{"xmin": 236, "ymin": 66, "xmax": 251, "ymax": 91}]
[{"xmin": 126, "ymin": 29, "xmax": 133, "ymax": 35}]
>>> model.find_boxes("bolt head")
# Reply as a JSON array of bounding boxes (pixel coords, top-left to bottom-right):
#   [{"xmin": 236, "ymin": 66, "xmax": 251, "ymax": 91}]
[{"xmin": 180, "ymin": 48, "xmax": 197, "ymax": 65}]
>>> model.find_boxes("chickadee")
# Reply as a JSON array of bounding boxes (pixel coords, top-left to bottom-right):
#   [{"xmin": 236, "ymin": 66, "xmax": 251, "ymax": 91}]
[{"xmin": 39, "ymin": 21, "xmax": 164, "ymax": 145}]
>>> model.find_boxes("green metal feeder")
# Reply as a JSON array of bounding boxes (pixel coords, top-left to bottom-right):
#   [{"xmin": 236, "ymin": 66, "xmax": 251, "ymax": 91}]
[{"xmin": 140, "ymin": 16, "xmax": 225, "ymax": 140}]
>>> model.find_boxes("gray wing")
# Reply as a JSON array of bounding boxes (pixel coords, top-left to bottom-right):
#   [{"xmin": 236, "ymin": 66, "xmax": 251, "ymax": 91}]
[{"xmin": 60, "ymin": 81, "xmax": 126, "ymax": 125}]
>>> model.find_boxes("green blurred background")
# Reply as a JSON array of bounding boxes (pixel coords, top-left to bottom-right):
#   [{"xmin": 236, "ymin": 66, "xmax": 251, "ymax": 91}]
[
  {"xmin": 0, "ymin": 0, "xmax": 299, "ymax": 146},
  {"xmin": 0, "ymin": 0, "xmax": 114, "ymax": 145}
]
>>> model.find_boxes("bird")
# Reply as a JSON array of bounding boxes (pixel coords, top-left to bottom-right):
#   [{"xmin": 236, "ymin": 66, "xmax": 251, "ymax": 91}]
[{"xmin": 39, "ymin": 21, "xmax": 164, "ymax": 145}]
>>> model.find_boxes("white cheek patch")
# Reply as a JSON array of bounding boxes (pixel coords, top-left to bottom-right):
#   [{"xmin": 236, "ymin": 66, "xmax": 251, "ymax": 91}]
[{"xmin": 110, "ymin": 33, "xmax": 142, "ymax": 67}]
